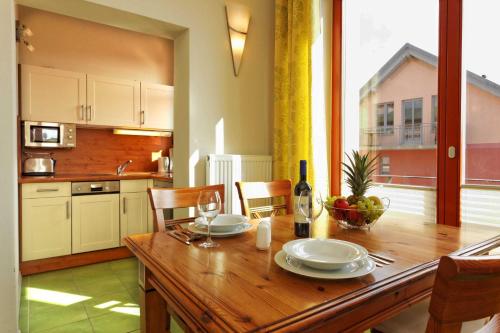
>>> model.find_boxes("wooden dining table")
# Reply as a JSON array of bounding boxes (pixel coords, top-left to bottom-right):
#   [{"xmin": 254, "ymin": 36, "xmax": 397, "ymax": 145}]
[{"xmin": 124, "ymin": 213, "xmax": 500, "ymax": 333}]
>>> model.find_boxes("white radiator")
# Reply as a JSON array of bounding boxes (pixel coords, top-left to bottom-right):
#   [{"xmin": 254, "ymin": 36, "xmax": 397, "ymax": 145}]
[{"xmin": 206, "ymin": 154, "xmax": 273, "ymax": 214}]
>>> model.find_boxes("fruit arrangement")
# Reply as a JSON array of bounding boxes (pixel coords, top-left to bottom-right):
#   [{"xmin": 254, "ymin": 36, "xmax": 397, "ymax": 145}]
[{"xmin": 325, "ymin": 151, "xmax": 389, "ymax": 230}]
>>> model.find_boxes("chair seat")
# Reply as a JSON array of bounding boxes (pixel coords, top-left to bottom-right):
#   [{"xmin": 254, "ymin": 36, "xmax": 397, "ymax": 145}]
[{"xmin": 375, "ymin": 299, "xmax": 488, "ymax": 333}]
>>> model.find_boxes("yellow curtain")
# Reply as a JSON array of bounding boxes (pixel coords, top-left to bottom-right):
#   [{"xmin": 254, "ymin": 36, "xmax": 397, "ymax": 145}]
[{"xmin": 273, "ymin": 0, "xmax": 314, "ymax": 187}]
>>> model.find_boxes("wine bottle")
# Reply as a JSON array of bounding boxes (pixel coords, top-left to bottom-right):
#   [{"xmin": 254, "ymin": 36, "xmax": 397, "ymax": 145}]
[{"xmin": 294, "ymin": 160, "xmax": 312, "ymax": 237}]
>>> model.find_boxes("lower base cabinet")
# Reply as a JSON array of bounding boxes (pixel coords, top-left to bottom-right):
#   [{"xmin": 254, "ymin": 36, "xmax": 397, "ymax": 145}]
[
  {"xmin": 22, "ymin": 197, "xmax": 72, "ymax": 261},
  {"xmin": 21, "ymin": 178, "xmax": 163, "ymax": 262},
  {"xmin": 120, "ymin": 191, "xmax": 149, "ymax": 245},
  {"xmin": 72, "ymin": 193, "xmax": 120, "ymax": 253}
]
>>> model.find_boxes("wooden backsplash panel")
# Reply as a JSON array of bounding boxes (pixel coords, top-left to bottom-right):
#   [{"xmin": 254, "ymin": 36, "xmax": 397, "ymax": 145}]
[{"xmin": 24, "ymin": 128, "xmax": 173, "ymax": 173}]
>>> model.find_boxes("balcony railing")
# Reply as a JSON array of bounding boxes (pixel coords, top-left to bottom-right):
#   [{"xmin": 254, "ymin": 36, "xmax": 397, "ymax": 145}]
[{"xmin": 361, "ymin": 123, "xmax": 437, "ymax": 148}]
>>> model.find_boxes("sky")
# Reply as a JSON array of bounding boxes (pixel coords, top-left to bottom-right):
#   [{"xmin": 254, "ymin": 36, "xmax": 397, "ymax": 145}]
[{"xmin": 344, "ymin": 0, "xmax": 500, "ymax": 88}]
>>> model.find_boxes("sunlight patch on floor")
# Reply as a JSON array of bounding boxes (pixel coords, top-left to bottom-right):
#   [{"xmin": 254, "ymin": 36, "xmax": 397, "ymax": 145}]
[
  {"xmin": 27, "ymin": 287, "xmax": 91, "ymax": 306},
  {"xmin": 94, "ymin": 300, "xmax": 121, "ymax": 309},
  {"xmin": 110, "ymin": 306, "xmax": 140, "ymax": 316}
]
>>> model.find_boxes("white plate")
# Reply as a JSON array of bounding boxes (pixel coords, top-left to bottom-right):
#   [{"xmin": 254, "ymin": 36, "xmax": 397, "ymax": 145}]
[
  {"xmin": 187, "ymin": 222, "xmax": 252, "ymax": 237},
  {"xmin": 274, "ymin": 250, "xmax": 375, "ymax": 279},
  {"xmin": 195, "ymin": 214, "xmax": 248, "ymax": 232},
  {"xmin": 283, "ymin": 239, "xmax": 368, "ymax": 270}
]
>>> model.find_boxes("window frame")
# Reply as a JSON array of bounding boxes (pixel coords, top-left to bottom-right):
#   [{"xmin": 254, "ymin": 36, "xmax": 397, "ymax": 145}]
[
  {"xmin": 376, "ymin": 102, "xmax": 395, "ymax": 134},
  {"xmin": 380, "ymin": 156, "xmax": 390, "ymax": 175},
  {"xmin": 331, "ymin": 0, "xmax": 463, "ymax": 226},
  {"xmin": 402, "ymin": 98, "xmax": 424, "ymax": 127}
]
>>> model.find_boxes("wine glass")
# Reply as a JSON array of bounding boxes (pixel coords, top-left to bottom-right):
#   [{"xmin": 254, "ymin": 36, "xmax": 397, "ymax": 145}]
[
  {"xmin": 299, "ymin": 190, "xmax": 324, "ymax": 237},
  {"xmin": 197, "ymin": 190, "xmax": 222, "ymax": 248}
]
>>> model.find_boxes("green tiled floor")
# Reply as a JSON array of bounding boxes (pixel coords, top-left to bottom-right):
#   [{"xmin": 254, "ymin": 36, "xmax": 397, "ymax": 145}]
[{"xmin": 19, "ymin": 258, "xmax": 140, "ymax": 333}]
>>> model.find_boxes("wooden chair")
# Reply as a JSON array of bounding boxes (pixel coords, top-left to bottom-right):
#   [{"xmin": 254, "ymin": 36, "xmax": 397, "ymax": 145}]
[
  {"xmin": 425, "ymin": 255, "xmax": 500, "ymax": 333},
  {"xmin": 375, "ymin": 255, "xmax": 500, "ymax": 333},
  {"xmin": 148, "ymin": 184, "xmax": 225, "ymax": 232},
  {"xmin": 235, "ymin": 180, "xmax": 292, "ymax": 219}
]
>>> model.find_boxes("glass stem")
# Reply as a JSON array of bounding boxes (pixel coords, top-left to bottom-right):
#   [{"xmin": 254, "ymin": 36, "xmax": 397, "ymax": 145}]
[{"xmin": 207, "ymin": 217, "xmax": 213, "ymax": 244}]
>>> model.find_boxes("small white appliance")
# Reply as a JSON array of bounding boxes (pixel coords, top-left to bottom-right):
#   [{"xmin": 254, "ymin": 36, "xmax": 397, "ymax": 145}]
[{"xmin": 23, "ymin": 121, "xmax": 76, "ymax": 148}]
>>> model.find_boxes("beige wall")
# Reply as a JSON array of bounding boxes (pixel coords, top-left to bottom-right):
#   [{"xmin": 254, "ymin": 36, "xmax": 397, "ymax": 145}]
[
  {"xmin": 17, "ymin": 5, "xmax": 174, "ymax": 85},
  {"xmin": 0, "ymin": 1, "xmax": 19, "ymax": 332},
  {"xmin": 18, "ymin": 0, "xmax": 275, "ymax": 189}
]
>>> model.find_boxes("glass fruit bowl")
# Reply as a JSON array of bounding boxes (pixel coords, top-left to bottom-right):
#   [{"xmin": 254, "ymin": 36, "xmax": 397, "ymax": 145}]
[{"xmin": 324, "ymin": 197, "xmax": 390, "ymax": 230}]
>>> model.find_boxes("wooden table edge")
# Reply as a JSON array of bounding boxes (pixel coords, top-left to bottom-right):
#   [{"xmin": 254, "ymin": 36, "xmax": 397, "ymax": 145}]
[{"xmin": 125, "ymin": 233, "xmax": 500, "ymax": 333}]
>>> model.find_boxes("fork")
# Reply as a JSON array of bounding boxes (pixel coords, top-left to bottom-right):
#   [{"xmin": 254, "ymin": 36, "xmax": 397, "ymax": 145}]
[
  {"xmin": 167, "ymin": 230, "xmax": 191, "ymax": 245},
  {"xmin": 177, "ymin": 228, "xmax": 204, "ymax": 241},
  {"xmin": 368, "ymin": 253, "xmax": 395, "ymax": 267}
]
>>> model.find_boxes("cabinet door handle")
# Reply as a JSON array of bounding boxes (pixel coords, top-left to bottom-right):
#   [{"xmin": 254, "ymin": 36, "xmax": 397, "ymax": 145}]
[
  {"xmin": 80, "ymin": 105, "xmax": 85, "ymax": 120},
  {"xmin": 36, "ymin": 188, "xmax": 59, "ymax": 192},
  {"xmin": 123, "ymin": 197, "xmax": 127, "ymax": 214},
  {"xmin": 66, "ymin": 200, "xmax": 70, "ymax": 219},
  {"xmin": 86, "ymin": 105, "xmax": 93, "ymax": 121},
  {"xmin": 140, "ymin": 110, "xmax": 145, "ymax": 125}
]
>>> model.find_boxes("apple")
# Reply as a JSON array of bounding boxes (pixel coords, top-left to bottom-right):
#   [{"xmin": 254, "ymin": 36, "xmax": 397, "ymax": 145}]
[
  {"xmin": 347, "ymin": 204, "xmax": 361, "ymax": 223},
  {"xmin": 333, "ymin": 198, "xmax": 349, "ymax": 209},
  {"xmin": 333, "ymin": 198, "xmax": 349, "ymax": 220}
]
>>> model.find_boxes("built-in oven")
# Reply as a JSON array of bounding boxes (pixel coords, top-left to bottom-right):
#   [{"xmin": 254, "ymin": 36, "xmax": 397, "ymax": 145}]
[{"xmin": 23, "ymin": 121, "xmax": 76, "ymax": 148}]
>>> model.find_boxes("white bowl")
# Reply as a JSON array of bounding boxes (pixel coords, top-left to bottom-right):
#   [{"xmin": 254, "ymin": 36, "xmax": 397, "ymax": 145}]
[
  {"xmin": 282, "ymin": 239, "xmax": 368, "ymax": 270},
  {"xmin": 195, "ymin": 214, "xmax": 248, "ymax": 232}
]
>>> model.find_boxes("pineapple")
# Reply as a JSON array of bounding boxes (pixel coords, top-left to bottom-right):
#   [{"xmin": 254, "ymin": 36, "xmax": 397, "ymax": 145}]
[{"xmin": 342, "ymin": 151, "xmax": 377, "ymax": 205}]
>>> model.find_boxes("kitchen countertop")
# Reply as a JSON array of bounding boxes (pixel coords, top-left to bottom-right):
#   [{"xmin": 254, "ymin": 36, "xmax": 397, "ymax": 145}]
[{"xmin": 19, "ymin": 172, "xmax": 174, "ymax": 184}]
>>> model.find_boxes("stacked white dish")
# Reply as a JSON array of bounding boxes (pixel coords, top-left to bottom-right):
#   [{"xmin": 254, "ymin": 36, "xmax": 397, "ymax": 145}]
[
  {"xmin": 275, "ymin": 239, "xmax": 375, "ymax": 279},
  {"xmin": 188, "ymin": 214, "xmax": 251, "ymax": 237}
]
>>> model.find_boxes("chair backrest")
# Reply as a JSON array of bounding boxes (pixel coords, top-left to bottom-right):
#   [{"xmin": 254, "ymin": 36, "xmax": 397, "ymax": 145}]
[
  {"xmin": 426, "ymin": 255, "xmax": 500, "ymax": 333},
  {"xmin": 235, "ymin": 180, "xmax": 292, "ymax": 219},
  {"xmin": 148, "ymin": 184, "xmax": 225, "ymax": 232}
]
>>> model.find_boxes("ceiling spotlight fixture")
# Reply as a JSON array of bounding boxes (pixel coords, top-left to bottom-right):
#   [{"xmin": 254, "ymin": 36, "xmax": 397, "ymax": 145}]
[{"xmin": 16, "ymin": 21, "xmax": 35, "ymax": 52}]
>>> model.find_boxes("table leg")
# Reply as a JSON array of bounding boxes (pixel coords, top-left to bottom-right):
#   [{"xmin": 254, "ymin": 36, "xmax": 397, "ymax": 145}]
[
  {"xmin": 139, "ymin": 262, "xmax": 170, "ymax": 333},
  {"xmin": 140, "ymin": 286, "xmax": 170, "ymax": 333}
]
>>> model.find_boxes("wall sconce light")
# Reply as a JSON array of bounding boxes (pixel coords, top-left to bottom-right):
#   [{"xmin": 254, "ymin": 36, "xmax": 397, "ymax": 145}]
[
  {"xmin": 225, "ymin": 3, "xmax": 251, "ymax": 76},
  {"xmin": 16, "ymin": 21, "xmax": 35, "ymax": 52}
]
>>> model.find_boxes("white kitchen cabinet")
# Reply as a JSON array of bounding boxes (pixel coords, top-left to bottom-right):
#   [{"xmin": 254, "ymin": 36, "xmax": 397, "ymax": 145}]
[
  {"xmin": 21, "ymin": 65, "xmax": 86, "ymax": 124},
  {"xmin": 87, "ymin": 74, "xmax": 141, "ymax": 127},
  {"xmin": 72, "ymin": 194, "xmax": 120, "ymax": 253},
  {"xmin": 120, "ymin": 192, "xmax": 149, "ymax": 244},
  {"xmin": 22, "ymin": 197, "xmax": 72, "ymax": 261},
  {"xmin": 20, "ymin": 65, "xmax": 174, "ymax": 131},
  {"xmin": 120, "ymin": 180, "xmax": 149, "ymax": 243},
  {"xmin": 141, "ymin": 82, "xmax": 174, "ymax": 130}
]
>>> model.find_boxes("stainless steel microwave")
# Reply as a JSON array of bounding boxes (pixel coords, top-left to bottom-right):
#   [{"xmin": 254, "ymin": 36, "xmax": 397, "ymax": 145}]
[{"xmin": 23, "ymin": 121, "xmax": 76, "ymax": 148}]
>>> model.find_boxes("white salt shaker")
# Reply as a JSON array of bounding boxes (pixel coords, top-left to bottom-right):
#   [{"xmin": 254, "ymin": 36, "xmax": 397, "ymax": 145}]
[{"xmin": 256, "ymin": 218, "xmax": 271, "ymax": 250}]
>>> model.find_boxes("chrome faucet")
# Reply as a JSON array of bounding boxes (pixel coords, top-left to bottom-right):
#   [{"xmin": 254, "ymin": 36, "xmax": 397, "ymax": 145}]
[{"xmin": 117, "ymin": 160, "xmax": 132, "ymax": 175}]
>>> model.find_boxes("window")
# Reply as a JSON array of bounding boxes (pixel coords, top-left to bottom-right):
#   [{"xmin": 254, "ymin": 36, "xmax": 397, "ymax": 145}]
[
  {"xmin": 402, "ymin": 98, "xmax": 423, "ymax": 126},
  {"xmin": 336, "ymin": 0, "xmax": 500, "ymax": 227},
  {"xmin": 380, "ymin": 156, "xmax": 390, "ymax": 175},
  {"xmin": 343, "ymin": 0, "xmax": 438, "ymax": 224},
  {"xmin": 431, "ymin": 95, "xmax": 438, "ymax": 124},
  {"xmin": 461, "ymin": 0, "xmax": 500, "ymax": 229},
  {"xmin": 402, "ymin": 98, "xmax": 423, "ymax": 145},
  {"xmin": 431, "ymin": 95, "xmax": 438, "ymax": 134},
  {"xmin": 376, "ymin": 102, "xmax": 394, "ymax": 133}
]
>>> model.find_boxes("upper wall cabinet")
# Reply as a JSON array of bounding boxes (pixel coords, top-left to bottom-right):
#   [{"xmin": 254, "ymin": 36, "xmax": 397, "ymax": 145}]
[
  {"xmin": 141, "ymin": 82, "xmax": 174, "ymax": 130},
  {"xmin": 21, "ymin": 65, "xmax": 86, "ymax": 124},
  {"xmin": 87, "ymin": 75, "xmax": 140, "ymax": 127},
  {"xmin": 20, "ymin": 65, "xmax": 174, "ymax": 131}
]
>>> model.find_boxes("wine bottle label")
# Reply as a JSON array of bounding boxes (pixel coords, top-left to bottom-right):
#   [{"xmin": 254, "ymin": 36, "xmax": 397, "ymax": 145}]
[{"xmin": 294, "ymin": 195, "xmax": 310, "ymax": 223}]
